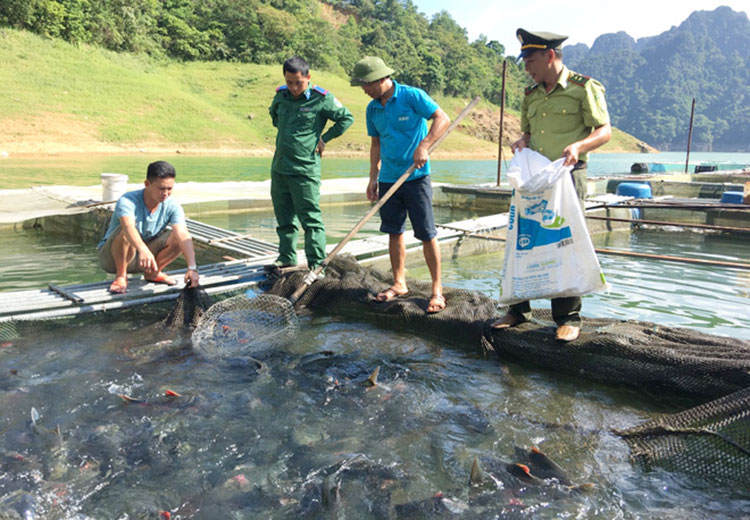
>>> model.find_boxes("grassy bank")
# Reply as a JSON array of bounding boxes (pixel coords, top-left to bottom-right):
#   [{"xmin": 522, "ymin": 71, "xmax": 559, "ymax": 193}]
[{"xmin": 0, "ymin": 28, "xmax": 649, "ymax": 158}]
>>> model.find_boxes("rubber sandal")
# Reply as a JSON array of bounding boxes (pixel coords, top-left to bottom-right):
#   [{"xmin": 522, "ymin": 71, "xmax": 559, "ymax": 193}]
[
  {"xmin": 555, "ymin": 325, "xmax": 580, "ymax": 343},
  {"xmin": 427, "ymin": 294, "xmax": 446, "ymax": 314},
  {"xmin": 375, "ymin": 286, "xmax": 408, "ymax": 302}
]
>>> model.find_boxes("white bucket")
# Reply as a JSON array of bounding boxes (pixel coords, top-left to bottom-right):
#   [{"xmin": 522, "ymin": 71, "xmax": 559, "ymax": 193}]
[{"xmin": 101, "ymin": 173, "xmax": 129, "ymax": 202}]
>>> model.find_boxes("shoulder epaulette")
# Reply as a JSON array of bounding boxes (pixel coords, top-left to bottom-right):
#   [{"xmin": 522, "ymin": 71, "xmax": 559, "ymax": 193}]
[
  {"xmin": 276, "ymin": 85, "xmax": 288, "ymax": 92},
  {"xmin": 568, "ymin": 73, "xmax": 590, "ymax": 87},
  {"xmin": 312, "ymin": 85, "xmax": 329, "ymax": 96},
  {"xmin": 525, "ymin": 84, "xmax": 538, "ymax": 96}
]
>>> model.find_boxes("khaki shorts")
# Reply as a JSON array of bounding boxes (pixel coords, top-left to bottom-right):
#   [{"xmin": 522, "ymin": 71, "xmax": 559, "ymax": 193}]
[{"xmin": 97, "ymin": 228, "xmax": 172, "ymax": 274}]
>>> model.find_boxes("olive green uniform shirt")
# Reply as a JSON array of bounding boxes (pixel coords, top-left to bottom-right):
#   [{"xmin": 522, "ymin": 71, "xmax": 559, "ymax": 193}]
[
  {"xmin": 269, "ymin": 85, "xmax": 353, "ymax": 177},
  {"xmin": 521, "ymin": 66, "xmax": 609, "ymax": 163}
]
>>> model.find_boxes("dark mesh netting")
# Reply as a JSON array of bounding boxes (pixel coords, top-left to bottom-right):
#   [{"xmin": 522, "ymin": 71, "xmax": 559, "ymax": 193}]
[
  {"xmin": 259, "ymin": 255, "xmax": 499, "ymax": 354},
  {"xmin": 163, "ymin": 285, "xmax": 214, "ymax": 329},
  {"xmin": 254, "ymin": 254, "xmax": 750, "ymax": 482},
  {"xmin": 616, "ymin": 387, "xmax": 750, "ymax": 482},
  {"xmin": 483, "ymin": 315, "xmax": 750, "ymax": 400}
]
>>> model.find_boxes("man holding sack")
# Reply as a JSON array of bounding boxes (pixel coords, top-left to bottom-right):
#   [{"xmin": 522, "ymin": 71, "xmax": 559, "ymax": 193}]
[{"xmin": 492, "ymin": 29, "xmax": 611, "ymax": 342}]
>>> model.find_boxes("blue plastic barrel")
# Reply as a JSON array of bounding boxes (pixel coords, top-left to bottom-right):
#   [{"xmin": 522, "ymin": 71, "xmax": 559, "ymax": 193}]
[
  {"xmin": 616, "ymin": 182, "xmax": 653, "ymax": 199},
  {"xmin": 720, "ymin": 191, "xmax": 744, "ymax": 204}
]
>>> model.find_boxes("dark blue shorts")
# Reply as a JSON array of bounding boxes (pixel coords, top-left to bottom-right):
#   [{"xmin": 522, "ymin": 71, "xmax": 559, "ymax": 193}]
[{"xmin": 378, "ymin": 175, "xmax": 437, "ymax": 241}]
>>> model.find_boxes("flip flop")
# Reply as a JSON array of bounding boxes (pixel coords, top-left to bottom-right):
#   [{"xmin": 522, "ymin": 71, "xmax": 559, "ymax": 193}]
[
  {"xmin": 144, "ymin": 272, "xmax": 177, "ymax": 286},
  {"xmin": 108, "ymin": 277, "xmax": 128, "ymax": 294},
  {"xmin": 375, "ymin": 286, "xmax": 408, "ymax": 302},
  {"xmin": 427, "ymin": 294, "xmax": 446, "ymax": 314}
]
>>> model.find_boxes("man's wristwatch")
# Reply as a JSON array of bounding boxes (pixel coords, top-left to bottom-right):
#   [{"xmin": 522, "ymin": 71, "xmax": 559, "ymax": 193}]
[{"xmin": 187, "ymin": 265, "xmax": 198, "ymax": 271}]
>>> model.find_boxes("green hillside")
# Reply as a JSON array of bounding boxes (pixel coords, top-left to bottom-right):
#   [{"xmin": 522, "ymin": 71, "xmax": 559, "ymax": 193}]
[
  {"xmin": 0, "ymin": 29, "xmax": 645, "ymax": 157},
  {"xmin": 1, "ymin": 29, "xmax": 496, "ymax": 156}
]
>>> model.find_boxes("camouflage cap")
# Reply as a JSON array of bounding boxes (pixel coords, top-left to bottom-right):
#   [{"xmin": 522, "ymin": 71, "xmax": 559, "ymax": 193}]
[
  {"xmin": 516, "ymin": 29, "xmax": 568, "ymax": 58},
  {"xmin": 350, "ymin": 56, "xmax": 395, "ymax": 86}
]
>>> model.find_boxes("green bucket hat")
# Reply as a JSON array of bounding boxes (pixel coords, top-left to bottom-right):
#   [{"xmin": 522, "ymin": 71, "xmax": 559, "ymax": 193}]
[{"xmin": 350, "ymin": 56, "xmax": 395, "ymax": 86}]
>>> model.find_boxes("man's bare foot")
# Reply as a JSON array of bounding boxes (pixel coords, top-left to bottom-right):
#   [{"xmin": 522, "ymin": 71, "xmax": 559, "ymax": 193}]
[
  {"xmin": 144, "ymin": 272, "xmax": 177, "ymax": 286},
  {"xmin": 108, "ymin": 277, "xmax": 128, "ymax": 294}
]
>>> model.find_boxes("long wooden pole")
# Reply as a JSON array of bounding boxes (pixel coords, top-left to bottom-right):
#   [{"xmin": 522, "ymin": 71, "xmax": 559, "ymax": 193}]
[
  {"xmin": 496, "ymin": 60, "xmax": 507, "ymax": 187},
  {"xmin": 289, "ymin": 96, "xmax": 482, "ymax": 304},
  {"xmin": 685, "ymin": 97, "xmax": 696, "ymax": 173}
]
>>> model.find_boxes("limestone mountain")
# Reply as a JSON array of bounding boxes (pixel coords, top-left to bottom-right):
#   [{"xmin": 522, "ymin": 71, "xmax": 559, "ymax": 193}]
[{"xmin": 564, "ymin": 6, "xmax": 750, "ymax": 152}]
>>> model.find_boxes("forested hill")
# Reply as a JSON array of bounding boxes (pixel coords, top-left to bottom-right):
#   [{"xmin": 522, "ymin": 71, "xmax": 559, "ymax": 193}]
[
  {"xmin": 0, "ymin": 0, "xmax": 528, "ymax": 110},
  {"xmin": 564, "ymin": 6, "xmax": 750, "ymax": 152},
  {"xmin": 2, "ymin": 1, "xmax": 746, "ymax": 152}
]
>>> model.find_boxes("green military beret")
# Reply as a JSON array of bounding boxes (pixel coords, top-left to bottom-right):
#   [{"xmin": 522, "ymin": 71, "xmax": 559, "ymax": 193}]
[{"xmin": 516, "ymin": 29, "xmax": 568, "ymax": 58}]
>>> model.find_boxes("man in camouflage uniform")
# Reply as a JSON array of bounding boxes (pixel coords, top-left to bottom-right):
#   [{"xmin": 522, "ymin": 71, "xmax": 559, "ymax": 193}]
[
  {"xmin": 492, "ymin": 29, "xmax": 611, "ymax": 342},
  {"xmin": 268, "ymin": 56, "xmax": 354, "ymax": 271}
]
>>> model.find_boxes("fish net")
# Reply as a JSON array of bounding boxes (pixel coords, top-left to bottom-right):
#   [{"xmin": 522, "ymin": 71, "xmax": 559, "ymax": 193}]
[
  {"xmin": 0, "ymin": 321, "xmax": 18, "ymax": 342},
  {"xmin": 163, "ymin": 285, "xmax": 214, "ymax": 329},
  {"xmin": 616, "ymin": 386, "xmax": 750, "ymax": 483},
  {"xmin": 191, "ymin": 293, "xmax": 298, "ymax": 359},
  {"xmin": 252, "ymin": 254, "xmax": 750, "ymax": 483}
]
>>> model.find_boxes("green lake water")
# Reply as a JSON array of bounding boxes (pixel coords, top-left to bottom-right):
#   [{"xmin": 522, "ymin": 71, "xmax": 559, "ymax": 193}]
[{"xmin": 2, "ymin": 151, "xmax": 750, "ymax": 188}]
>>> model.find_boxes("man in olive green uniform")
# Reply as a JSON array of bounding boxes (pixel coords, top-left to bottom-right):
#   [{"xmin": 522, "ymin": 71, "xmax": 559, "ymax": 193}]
[
  {"xmin": 492, "ymin": 29, "xmax": 611, "ymax": 342},
  {"xmin": 269, "ymin": 56, "xmax": 354, "ymax": 270}
]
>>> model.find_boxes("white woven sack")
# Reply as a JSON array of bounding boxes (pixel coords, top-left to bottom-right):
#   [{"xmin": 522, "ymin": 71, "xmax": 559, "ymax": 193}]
[{"xmin": 499, "ymin": 149, "xmax": 608, "ymax": 304}]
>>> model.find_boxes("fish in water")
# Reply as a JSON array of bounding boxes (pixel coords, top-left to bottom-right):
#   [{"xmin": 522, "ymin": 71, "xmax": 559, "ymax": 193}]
[
  {"xmin": 393, "ymin": 491, "xmax": 470, "ymax": 518},
  {"xmin": 321, "ymin": 473, "xmax": 341, "ymax": 509},
  {"xmin": 29, "ymin": 408, "xmax": 70, "ymax": 482},
  {"xmin": 294, "ymin": 454, "xmax": 405, "ymax": 517},
  {"xmin": 514, "ymin": 446, "xmax": 572, "ymax": 485},
  {"xmin": 365, "ymin": 366, "xmax": 380, "ymax": 387},
  {"xmin": 1, "ymin": 490, "xmax": 37, "ymax": 520},
  {"xmin": 514, "ymin": 446, "xmax": 594, "ymax": 491},
  {"xmin": 470, "ymin": 446, "xmax": 594, "ymax": 492}
]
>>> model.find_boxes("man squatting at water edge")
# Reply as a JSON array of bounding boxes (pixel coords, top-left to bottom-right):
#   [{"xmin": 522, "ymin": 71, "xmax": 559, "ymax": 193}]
[{"xmin": 97, "ymin": 160, "xmax": 200, "ymax": 294}]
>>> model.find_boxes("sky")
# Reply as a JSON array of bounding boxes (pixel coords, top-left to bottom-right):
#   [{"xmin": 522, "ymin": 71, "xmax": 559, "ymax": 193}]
[{"xmin": 410, "ymin": 1, "xmax": 750, "ymax": 54}]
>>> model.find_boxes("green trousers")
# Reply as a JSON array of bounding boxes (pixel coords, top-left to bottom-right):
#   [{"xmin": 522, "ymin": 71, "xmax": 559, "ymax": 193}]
[
  {"xmin": 270, "ymin": 171, "xmax": 326, "ymax": 268},
  {"xmin": 508, "ymin": 165, "xmax": 587, "ymax": 327}
]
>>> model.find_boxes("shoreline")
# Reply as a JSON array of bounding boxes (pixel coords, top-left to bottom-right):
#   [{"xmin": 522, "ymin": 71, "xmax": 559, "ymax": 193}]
[{"xmin": 1, "ymin": 144, "xmax": 655, "ymax": 160}]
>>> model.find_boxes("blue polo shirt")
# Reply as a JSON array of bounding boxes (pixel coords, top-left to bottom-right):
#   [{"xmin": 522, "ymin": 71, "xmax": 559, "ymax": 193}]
[
  {"xmin": 98, "ymin": 189, "xmax": 185, "ymax": 248},
  {"xmin": 365, "ymin": 80, "xmax": 439, "ymax": 183}
]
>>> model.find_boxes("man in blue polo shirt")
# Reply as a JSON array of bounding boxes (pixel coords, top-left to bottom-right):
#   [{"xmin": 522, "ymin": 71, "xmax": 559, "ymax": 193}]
[
  {"xmin": 350, "ymin": 56, "xmax": 451, "ymax": 313},
  {"xmin": 98, "ymin": 161, "xmax": 200, "ymax": 294}
]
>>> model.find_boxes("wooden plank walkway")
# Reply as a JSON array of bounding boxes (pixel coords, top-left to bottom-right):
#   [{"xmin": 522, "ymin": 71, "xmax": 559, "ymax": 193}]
[{"xmin": 0, "ymin": 213, "xmax": 509, "ymax": 323}]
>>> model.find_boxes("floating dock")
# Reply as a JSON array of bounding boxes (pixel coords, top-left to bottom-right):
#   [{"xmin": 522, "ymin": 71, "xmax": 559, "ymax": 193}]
[
  {"xmin": 1, "ymin": 171, "xmax": 748, "ymax": 323},
  {"xmin": 0, "ymin": 215, "xmax": 509, "ymax": 322}
]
